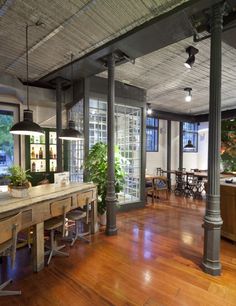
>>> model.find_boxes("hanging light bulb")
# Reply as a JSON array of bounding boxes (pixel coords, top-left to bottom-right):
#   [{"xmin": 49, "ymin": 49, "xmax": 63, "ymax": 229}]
[
  {"xmin": 147, "ymin": 103, "xmax": 152, "ymax": 115},
  {"xmin": 10, "ymin": 24, "xmax": 43, "ymax": 136},
  {"xmin": 59, "ymin": 54, "xmax": 84, "ymax": 141},
  {"xmin": 184, "ymin": 88, "xmax": 192, "ymax": 102}
]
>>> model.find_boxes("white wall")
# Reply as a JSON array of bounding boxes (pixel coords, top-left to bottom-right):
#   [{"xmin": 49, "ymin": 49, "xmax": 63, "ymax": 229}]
[{"xmin": 146, "ymin": 121, "xmax": 209, "ymax": 173}]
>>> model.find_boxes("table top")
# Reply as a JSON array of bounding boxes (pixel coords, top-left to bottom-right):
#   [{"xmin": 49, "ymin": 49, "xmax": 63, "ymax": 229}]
[
  {"xmin": 0, "ymin": 182, "xmax": 96, "ymax": 214},
  {"xmin": 145, "ymin": 175, "xmax": 167, "ymax": 181}
]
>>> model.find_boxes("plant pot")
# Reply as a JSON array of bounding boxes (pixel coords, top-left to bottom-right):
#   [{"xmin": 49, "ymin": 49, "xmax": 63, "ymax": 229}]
[
  {"xmin": 9, "ymin": 186, "xmax": 29, "ymax": 198},
  {"xmin": 98, "ymin": 212, "xmax": 107, "ymax": 226}
]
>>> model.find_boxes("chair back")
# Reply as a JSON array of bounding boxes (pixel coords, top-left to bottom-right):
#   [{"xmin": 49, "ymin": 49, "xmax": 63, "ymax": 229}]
[
  {"xmin": 0, "ymin": 212, "xmax": 22, "ymax": 245},
  {"xmin": 156, "ymin": 168, "xmax": 163, "ymax": 176},
  {"xmin": 50, "ymin": 198, "xmax": 72, "ymax": 217},
  {"xmin": 50, "ymin": 198, "xmax": 72, "ymax": 236},
  {"xmin": 0, "ymin": 212, "xmax": 22, "ymax": 268}
]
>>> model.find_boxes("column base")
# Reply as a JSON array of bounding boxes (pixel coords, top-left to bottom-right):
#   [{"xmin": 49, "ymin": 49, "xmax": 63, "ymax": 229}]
[
  {"xmin": 105, "ymin": 227, "xmax": 118, "ymax": 236},
  {"xmin": 202, "ymin": 260, "xmax": 221, "ymax": 276}
]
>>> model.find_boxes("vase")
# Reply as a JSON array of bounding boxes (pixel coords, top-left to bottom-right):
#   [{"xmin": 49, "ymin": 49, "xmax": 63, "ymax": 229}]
[
  {"xmin": 98, "ymin": 212, "xmax": 107, "ymax": 226},
  {"xmin": 10, "ymin": 186, "xmax": 29, "ymax": 198}
]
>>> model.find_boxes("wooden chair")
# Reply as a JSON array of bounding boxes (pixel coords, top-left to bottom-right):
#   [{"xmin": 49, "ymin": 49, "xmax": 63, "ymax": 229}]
[
  {"xmin": 0, "ymin": 212, "xmax": 21, "ymax": 296},
  {"xmin": 66, "ymin": 198, "xmax": 90, "ymax": 246},
  {"xmin": 154, "ymin": 176, "xmax": 168, "ymax": 200},
  {"xmin": 44, "ymin": 198, "xmax": 71, "ymax": 265},
  {"xmin": 145, "ymin": 177, "xmax": 155, "ymax": 203}
]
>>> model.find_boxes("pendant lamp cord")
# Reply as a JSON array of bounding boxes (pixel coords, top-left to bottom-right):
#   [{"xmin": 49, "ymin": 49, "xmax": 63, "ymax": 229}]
[{"xmin": 70, "ymin": 53, "xmax": 74, "ymax": 122}]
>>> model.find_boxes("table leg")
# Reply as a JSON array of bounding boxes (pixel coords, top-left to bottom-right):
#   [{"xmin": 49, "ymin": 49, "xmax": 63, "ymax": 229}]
[
  {"xmin": 32, "ymin": 222, "xmax": 44, "ymax": 272},
  {"xmin": 91, "ymin": 200, "xmax": 98, "ymax": 234}
]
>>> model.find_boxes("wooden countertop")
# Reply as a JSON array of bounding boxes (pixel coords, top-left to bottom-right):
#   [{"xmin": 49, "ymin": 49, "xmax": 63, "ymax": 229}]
[{"xmin": 0, "ymin": 182, "xmax": 96, "ymax": 214}]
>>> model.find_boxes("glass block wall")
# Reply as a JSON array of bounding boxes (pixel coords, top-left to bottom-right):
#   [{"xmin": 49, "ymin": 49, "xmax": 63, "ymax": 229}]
[{"xmin": 89, "ymin": 98, "xmax": 142, "ymax": 204}]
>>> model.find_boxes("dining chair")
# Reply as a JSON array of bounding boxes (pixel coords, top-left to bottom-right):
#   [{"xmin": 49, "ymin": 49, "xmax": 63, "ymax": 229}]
[
  {"xmin": 66, "ymin": 198, "xmax": 91, "ymax": 246},
  {"xmin": 44, "ymin": 198, "xmax": 71, "ymax": 265},
  {"xmin": 145, "ymin": 177, "xmax": 155, "ymax": 203},
  {"xmin": 155, "ymin": 176, "xmax": 168, "ymax": 200},
  {"xmin": 0, "ymin": 212, "xmax": 22, "ymax": 296},
  {"xmin": 174, "ymin": 171, "xmax": 186, "ymax": 196}
]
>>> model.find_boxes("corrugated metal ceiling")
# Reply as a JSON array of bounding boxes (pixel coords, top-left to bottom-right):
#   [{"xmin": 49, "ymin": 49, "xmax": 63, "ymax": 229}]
[
  {"xmin": 0, "ymin": 0, "xmax": 189, "ymax": 81},
  {"xmin": 99, "ymin": 31, "xmax": 236, "ymax": 115}
]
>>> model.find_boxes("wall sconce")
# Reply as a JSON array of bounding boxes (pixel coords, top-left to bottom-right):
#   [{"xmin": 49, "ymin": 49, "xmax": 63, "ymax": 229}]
[
  {"xmin": 184, "ymin": 46, "xmax": 199, "ymax": 69},
  {"xmin": 147, "ymin": 103, "xmax": 152, "ymax": 115},
  {"xmin": 184, "ymin": 87, "xmax": 192, "ymax": 102}
]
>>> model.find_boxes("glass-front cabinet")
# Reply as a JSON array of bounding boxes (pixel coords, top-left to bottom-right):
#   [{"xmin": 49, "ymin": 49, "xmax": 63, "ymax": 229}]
[{"xmin": 26, "ymin": 129, "xmax": 58, "ymax": 185}]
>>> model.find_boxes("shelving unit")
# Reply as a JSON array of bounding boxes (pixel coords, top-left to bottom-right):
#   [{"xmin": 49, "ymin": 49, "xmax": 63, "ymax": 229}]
[{"xmin": 25, "ymin": 128, "xmax": 59, "ymax": 186}]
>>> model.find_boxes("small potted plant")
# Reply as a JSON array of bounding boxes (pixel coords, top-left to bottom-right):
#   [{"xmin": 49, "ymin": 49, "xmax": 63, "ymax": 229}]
[
  {"xmin": 84, "ymin": 142, "xmax": 125, "ymax": 225},
  {"xmin": 8, "ymin": 165, "xmax": 31, "ymax": 198}
]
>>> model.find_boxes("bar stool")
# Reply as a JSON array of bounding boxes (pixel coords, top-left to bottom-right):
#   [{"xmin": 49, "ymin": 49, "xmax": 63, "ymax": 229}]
[
  {"xmin": 66, "ymin": 198, "xmax": 90, "ymax": 246},
  {"xmin": 0, "ymin": 212, "xmax": 21, "ymax": 296},
  {"xmin": 44, "ymin": 198, "xmax": 71, "ymax": 265}
]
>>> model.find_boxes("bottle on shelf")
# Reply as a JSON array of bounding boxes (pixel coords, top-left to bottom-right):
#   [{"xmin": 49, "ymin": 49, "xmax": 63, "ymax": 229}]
[
  {"xmin": 50, "ymin": 134, "xmax": 53, "ymax": 144},
  {"xmin": 49, "ymin": 147, "xmax": 53, "ymax": 159},
  {"xmin": 40, "ymin": 161, "xmax": 44, "ymax": 171},
  {"xmin": 36, "ymin": 153, "xmax": 39, "ymax": 159},
  {"xmin": 30, "ymin": 135, "xmax": 34, "ymax": 143},
  {"xmin": 40, "ymin": 134, "xmax": 45, "ymax": 144},
  {"xmin": 51, "ymin": 161, "xmax": 54, "ymax": 172},
  {"xmin": 53, "ymin": 153, "xmax": 57, "ymax": 159},
  {"xmin": 31, "ymin": 147, "xmax": 35, "ymax": 159},
  {"xmin": 39, "ymin": 147, "xmax": 43, "ymax": 159},
  {"xmin": 32, "ymin": 161, "xmax": 36, "ymax": 172}
]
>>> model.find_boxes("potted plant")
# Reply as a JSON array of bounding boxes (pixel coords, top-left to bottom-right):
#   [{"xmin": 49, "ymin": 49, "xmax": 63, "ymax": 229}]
[
  {"xmin": 7, "ymin": 165, "xmax": 31, "ymax": 198},
  {"xmin": 84, "ymin": 142, "xmax": 125, "ymax": 225}
]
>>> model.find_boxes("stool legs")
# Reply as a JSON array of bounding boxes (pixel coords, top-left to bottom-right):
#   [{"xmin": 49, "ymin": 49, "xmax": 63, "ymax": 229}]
[
  {"xmin": 70, "ymin": 220, "xmax": 90, "ymax": 247},
  {"xmin": 45, "ymin": 229, "xmax": 69, "ymax": 265},
  {"xmin": 0, "ymin": 279, "xmax": 21, "ymax": 296}
]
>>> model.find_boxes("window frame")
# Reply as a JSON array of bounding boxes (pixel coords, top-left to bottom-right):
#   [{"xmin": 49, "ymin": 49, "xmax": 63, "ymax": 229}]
[
  {"xmin": 146, "ymin": 116, "xmax": 159, "ymax": 152},
  {"xmin": 183, "ymin": 122, "xmax": 198, "ymax": 153}
]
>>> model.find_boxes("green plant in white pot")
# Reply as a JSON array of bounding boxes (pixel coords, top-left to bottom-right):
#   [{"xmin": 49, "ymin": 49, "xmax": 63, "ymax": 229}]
[
  {"xmin": 8, "ymin": 165, "xmax": 31, "ymax": 198},
  {"xmin": 84, "ymin": 142, "xmax": 125, "ymax": 225}
]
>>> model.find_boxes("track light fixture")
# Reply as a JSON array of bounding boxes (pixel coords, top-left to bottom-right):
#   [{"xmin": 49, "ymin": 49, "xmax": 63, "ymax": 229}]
[
  {"xmin": 184, "ymin": 46, "xmax": 199, "ymax": 69},
  {"xmin": 184, "ymin": 87, "xmax": 192, "ymax": 102},
  {"xmin": 10, "ymin": 24, "xmax": 44, "ymax": 136},
  {"xmin": 147, "ymin": 103, "xmax": 152, "ymax": 115}
]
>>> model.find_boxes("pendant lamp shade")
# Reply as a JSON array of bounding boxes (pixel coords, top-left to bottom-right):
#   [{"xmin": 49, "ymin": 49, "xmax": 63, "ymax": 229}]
[
  {"xmin": 10, "ymin": 110, "xmax": 44, "ymax": 136},
  {"xmin": 184, "ymin": 140, "xmax": 195, "ymax": 148},
  {"xmin": 59, "ymin": 120, "xmax": 83, "ymax": 141},
  {"xmin": 10, "ymin": 24, "xmax": 43, "ymax": 136},
  {"xmin": 59, "ymin": 53, "xmax": 84, "ymax": 141}
]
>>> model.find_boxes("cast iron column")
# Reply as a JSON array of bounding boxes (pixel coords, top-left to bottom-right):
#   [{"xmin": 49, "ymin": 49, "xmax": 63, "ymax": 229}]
[
  {"xmin": 202, "ymin": 3, "xmax": 223, "ymax": 276},
  {"xmin": 179, "ymin": 121, "xmax": 183, "ymax": 170},
  {"xmin": 105, "ymin": 53, "xmax": 118, "ymax": 236},
  {"xmin": 56, "ymin": 78, "xmax": 63, "ymax": 172},
  {"xmin": 167, "ymin": 120, "xmax": 171, "ymax": 190}
]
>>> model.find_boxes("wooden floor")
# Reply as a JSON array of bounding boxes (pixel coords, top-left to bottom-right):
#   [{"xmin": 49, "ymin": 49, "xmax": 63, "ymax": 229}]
[{"xmin": 1, "ymin": 194, "xmax": 236, "ymax": 306}]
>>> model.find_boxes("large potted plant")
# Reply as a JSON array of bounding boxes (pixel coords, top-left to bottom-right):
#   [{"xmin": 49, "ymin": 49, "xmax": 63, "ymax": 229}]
[
  {"xmin": 8, "ymin": 165, "xmax": 31, "ymax": 198},
  {"xmin": 84, "ymin": 142, "xmax": 125, "ymax": 225}
]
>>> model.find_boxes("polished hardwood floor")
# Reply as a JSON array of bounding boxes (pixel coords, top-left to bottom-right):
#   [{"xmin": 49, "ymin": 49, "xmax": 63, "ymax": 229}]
[{"xmin": 1, "ymin": 194, "xmax": 236, "ymax": 306}]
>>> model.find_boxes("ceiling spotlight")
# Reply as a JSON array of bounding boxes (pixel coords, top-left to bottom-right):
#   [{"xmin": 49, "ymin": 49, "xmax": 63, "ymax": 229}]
[
  {"xmin": 184, "ymin": 87, "xmax": 192, "ymax": 102},
  {"xmin": 147, "ymin": 103, "xmax": 152, "ymax": 115},
  {"xmin": 184, "ymin": 46, "xmax": 199, "ymax": 69}
]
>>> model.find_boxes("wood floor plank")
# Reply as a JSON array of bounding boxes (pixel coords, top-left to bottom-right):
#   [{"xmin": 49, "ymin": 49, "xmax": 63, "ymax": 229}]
[{"xmin": 1, "ymin": 194, "xmax": 236, "ymax": 305}]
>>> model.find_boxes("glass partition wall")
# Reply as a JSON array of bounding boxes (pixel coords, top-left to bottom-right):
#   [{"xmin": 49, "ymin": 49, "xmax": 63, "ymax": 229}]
[
  {"xmin": 89, "ymin": 99, "xmax": 142, "ymax": 204},
  {"xmin": 68, "ymin": 98, "xmax": 142, "ymax": 206}
]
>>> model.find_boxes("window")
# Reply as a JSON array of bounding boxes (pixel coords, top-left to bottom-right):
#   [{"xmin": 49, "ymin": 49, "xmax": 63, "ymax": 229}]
[
  {"xmin": 183, "ymin": 122, "xmax": 198, "ymax": 152},
  {"xmin": 146, "ymin": 117, "xmax": 158, "ymax": 152}
]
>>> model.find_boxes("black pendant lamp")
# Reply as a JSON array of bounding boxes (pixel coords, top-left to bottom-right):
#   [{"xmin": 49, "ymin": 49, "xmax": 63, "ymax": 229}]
[
  {"xmin": 10, "ymin": 24, "xmax": 43, "ymax": 136},
  {"xmin": 59, "ymin": 54, "xmax": 83, "ymax": 141},
  {"xmin": 184, "ymin": 140, "xmax": 195, "ymax": 148}
]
